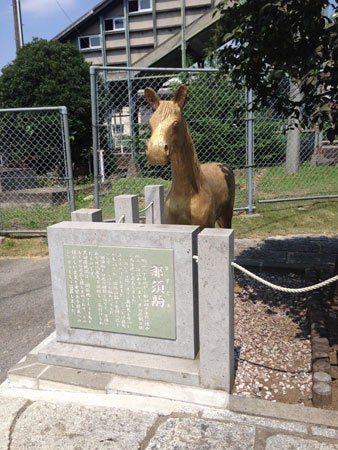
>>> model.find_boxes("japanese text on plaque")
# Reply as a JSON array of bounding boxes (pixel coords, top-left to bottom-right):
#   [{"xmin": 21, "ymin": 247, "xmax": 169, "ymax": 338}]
[{"xmin": 64, "ymin": 244, "xmax": 176, "ymax": 339}]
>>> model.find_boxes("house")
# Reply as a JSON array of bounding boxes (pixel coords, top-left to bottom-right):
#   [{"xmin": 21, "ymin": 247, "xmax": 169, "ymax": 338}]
[
  {"xmin": 54, "ymin": 0, "xmax": 224, "ymax": 175},
  {"xmin": 54, "ymin": 0, "xmax": 222, "ymax": 68}
]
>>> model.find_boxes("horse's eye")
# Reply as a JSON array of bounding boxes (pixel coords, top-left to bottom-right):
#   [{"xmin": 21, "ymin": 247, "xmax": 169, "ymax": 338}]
[{"xmin": 173, "ymin": 120, "xmax": 180, "ymax": 128}]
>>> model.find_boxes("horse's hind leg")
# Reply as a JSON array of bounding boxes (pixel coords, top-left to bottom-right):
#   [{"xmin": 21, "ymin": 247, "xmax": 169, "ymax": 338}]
[{"xmin": 216, "ymin": 205, "xmax": 233, "ymax": 228}]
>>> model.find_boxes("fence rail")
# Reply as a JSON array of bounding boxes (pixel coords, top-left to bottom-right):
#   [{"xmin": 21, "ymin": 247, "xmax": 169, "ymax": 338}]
[
  {"xmin": 0, "ymin": 106, "xmax": 74, "ymax": 232},
  {"xmin": 90, "ymin": 66, "xmax": 337, "ymax": 221}
]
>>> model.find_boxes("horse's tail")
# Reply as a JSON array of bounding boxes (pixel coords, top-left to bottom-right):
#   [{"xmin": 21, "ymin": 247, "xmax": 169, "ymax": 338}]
[
  {"xmin": 218, "ymin": 163, "xmax": 235, "ymax": 195},
  {"xmin": 217, "ymin": 163, "xmax": 236, "ymax": 228}
]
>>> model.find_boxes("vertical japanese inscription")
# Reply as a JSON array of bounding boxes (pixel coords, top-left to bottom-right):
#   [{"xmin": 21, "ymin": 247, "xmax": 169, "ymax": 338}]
[{"xmin": 64, "ymin": 244, "xmax": 176, "ymax": 339}]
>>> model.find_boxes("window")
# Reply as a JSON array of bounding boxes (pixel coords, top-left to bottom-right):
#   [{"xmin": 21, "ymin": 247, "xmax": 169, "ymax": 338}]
[
  {"xmin": 129, "ymin": 0, "xmax": 152, "ymax": 13},
  {"xmin": 78, "ymin": 35, "xmax": 101, "ymax": 50},
  {"xmin": 113, "ymin": 124, "xmax": 124, "ymax": 134},
  {"xmin": 105, "ymin": 17, "xmax": 125, "ymax": 32}
]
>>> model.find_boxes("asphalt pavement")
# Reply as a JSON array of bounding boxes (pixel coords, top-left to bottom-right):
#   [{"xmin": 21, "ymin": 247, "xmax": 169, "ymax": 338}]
[{"xmin": 0, "ymin": 257, "xmax": 54, "ymax": 383}]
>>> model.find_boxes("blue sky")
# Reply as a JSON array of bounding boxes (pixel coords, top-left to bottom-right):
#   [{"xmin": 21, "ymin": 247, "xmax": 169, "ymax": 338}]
[{"xmin": 0, "ymin": 0, "xmax": 97, "ymax": 73}]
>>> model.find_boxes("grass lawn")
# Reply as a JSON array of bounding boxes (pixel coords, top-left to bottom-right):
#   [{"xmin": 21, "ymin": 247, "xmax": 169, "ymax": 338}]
[
  {"xmin": 233, "ymin": 199, "xmax": 337, "ymax": 239},
  {"xmin": 1, "ymin": 198, "xmax": 336, "ymax": 258},
  {"xmin": 0, "ymin": 166, "xmax": 337, "ymax": 257}
]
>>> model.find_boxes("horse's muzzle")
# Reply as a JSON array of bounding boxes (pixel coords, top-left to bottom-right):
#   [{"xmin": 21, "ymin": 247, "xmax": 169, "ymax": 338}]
[{"xmin": 146, "ymin": 142, "xmax": 170, "ymax": 166}]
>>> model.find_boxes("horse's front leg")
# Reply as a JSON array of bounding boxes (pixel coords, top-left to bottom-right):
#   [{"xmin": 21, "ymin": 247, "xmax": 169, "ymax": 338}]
[
  {"xmin": 190, "ymin": 191, "xmax": 215, "ymax": 228},
  {"xmin": 164, "ymin": 194, "xmax": 190, "ymax": 225}
]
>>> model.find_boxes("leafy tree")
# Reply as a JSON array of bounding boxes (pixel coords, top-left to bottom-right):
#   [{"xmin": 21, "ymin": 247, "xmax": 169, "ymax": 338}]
[
  {"xmin": 213, "ymin": 0, "xmax": 338, "ymax": 140},
  {"xmin": 178, "ymin": 72, "xmax": 286, "ymax": 168},
  {"xmin": 0, "ymin": 38, "xmax": 91, "ymax": 165},
  {"xmin": 137, "ymin": 73, "xmax": 288, "ymax": 175}
]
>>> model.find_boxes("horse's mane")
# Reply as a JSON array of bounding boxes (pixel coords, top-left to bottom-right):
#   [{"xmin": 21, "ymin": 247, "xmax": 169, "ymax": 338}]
[
  {"xmin": 157, "ymin": 100, "xmax": 202, "ymax": 192},
  {"xmin": 158, "ymin": 100, "xmax": 179, "ymax": 120}
]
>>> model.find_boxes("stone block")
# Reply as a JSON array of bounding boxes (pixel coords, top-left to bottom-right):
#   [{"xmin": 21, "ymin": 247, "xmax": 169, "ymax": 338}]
[
  {"xmin": 287, "ymin": 252, "xmax": 321, "ymax": 267},
  {"xmin": 147, "ymin": 417, "xmax": 255, "ymax": 449},
  {"xmin": 106, "ymin": 374, "xmax": 228, "ymax": 407},
  {"xmin": 8, "ymin": 362, "xmax": 47, "ymax": 389},
  {"xmin": 38, "ymin": 365, "xmax": 112, "ymax": 392},
  {"xmin": 198, "ymin": 229, "xmax": 234, "ymax": 392},
  {"xmin": 10, "ymin": 401, "xmax": 157, "ymax": 450},
  {"xmin": 47, "ymin": 222, "xmax": 200, "ymax": 359},
  {"xmin": 114, "ymin": 194, "xmax": 139, "ymax": 223},
  {"xmin": 37, "ymin": 337, "xmax": 200, "ymax": 386},
  {"xmin": 144, "ymin": 185, "xmax": 165, "ymax": 224},
  {"xmin": 71, "ymin": 208, "xmax": 102, "ymax": 222},
  {"xmin": 0, "ymin": 397, "xmax": 29, "ymax": 450},
  {"xmin": 265, "ymin": 434, "xmax": 337, "ymax": 449},
  {"xmin": 265, "ymin": 236, "xmax": 322, "ymax": 253}
]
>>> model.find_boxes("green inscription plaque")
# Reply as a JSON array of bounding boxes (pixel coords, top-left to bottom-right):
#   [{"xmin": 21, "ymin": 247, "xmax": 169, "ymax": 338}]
[{"xmin": 64, "ymin": 244, "xmax": 176, "ymax": 339}]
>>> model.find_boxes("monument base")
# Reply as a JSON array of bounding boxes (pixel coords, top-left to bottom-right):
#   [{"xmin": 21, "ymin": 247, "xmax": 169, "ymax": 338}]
[
  {"xmin": 7, "ymin": 333, "xmax": 231, "ymax": 409},
  {"xmin": 35, "ymin": 333, "xmax": 200, "ymax": 387}
]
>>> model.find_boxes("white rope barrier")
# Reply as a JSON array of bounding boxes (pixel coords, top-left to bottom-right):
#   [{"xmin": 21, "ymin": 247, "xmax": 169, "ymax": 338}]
[
  {"xmin": 231, "ymin": 261, "xmax": 338, "ymax": 293},
  {"xmin": 139, "ymin": 202, "xmax": 154, "ymax": 214}
]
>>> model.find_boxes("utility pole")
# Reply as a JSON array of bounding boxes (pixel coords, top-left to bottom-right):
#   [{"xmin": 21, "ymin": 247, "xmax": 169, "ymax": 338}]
[{"xmin": 12, "ymin": 0, "xmax": 24, "ymax": 52}]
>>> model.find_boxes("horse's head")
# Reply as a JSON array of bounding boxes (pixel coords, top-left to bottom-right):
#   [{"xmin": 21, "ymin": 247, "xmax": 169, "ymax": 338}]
[{"xmin": 144, "ymin": 84, "xmax": 187, "ymax": 165}]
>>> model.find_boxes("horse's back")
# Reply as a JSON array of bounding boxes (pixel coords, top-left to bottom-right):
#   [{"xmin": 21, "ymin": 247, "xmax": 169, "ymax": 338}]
[
  {"xmin": 201, "ymin": 162, "xmax": 235, "ymax": 201},
  {"xmin": 201, "ymin": 162, "xmax": 235, "ymax": 228}
]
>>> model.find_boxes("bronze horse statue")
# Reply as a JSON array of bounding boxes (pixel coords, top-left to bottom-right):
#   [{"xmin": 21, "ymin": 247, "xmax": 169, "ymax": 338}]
[{"xmin": 144, "ymin": 84, "xmax": 235, "ymax": 228}]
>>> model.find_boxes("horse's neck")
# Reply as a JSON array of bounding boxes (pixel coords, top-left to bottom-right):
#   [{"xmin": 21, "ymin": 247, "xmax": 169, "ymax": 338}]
[{"xmin": 171, "ymin": 122, "xmax": 202, "ymax": 193}]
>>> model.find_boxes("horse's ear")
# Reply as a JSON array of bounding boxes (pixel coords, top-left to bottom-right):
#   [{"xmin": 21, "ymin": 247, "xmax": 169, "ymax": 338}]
[
  {"xmin": 173, "ymin": 84, "xmax": 187, "ymax": 109},
  {"xmin": 144, "ymin": 87, "xmax": 161, "ymax": 111}
]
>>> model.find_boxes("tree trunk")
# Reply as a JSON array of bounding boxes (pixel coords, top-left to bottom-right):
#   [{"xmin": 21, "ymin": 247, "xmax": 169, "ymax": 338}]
[{"xmin": 286, "ymin": 81, "xmax": 302, "ymax": 174}]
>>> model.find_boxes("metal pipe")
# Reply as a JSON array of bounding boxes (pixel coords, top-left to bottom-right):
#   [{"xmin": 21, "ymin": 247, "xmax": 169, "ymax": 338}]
[
  {"xmin": 123, "ymin": 1, "xmax": 135, "ymax": 159},
  {"xmin": 90, "ymin": 65, "xmax": 219, "ymax": 73},
  {"xmin": 99, "ymin": 16, "xmax": 108, "ymax": 73},
  {"xmin": 246, "ymin": 88, "xmax": 255, "ymax": 214},
  {"xmin": 60, "ymin": 106, "xmax": 76, "ymax": 214},
  {"xmin": 90, "ymin": 66, "xmax": 101, "ymax": 208},
  {"xmin": 258, "ymin": 195, "xmax": 338, "ymax": 204},
  {"xmin": 0, "ymin": 107, "xmax": 64, "ymax": 113},
  {"xmin": 0, "ymin": 230, "xmax": 47, "ymax": 235}
]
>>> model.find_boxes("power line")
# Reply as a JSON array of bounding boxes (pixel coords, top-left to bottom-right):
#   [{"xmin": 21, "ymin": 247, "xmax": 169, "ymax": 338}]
[
  {"xmin": 54, "ymin": 0, "xmax": 85, "ymax": 37},
  {"xmin": 55, "ymin": 0, "xmax": 73, "ymax": 24}
]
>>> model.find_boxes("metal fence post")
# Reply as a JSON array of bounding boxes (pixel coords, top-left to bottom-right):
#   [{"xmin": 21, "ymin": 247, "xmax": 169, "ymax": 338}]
[
  {"xmin": 90, "ymin": 66, "xmax": 101, "ymax": 209},
  {"xmin": 60, "ymin": 106, "xmax": 75, "ymax": 214},
  {"xmin": 246, "ymin": 88, "xmax": 255, "ymax": 214},
  {"xmin": 0, "ymin": 106, "xmax": 76, "ymax": 233}
]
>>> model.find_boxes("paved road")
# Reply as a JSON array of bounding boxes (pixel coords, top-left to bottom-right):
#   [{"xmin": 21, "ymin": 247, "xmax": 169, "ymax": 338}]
[{"xmin": 0, "ymin": 258, "xmax": 54, "ymax": 383}]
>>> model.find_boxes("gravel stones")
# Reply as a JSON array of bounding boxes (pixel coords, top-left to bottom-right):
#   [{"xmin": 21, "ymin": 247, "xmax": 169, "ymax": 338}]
[{"xmin": 233, "ymin": 269, "xmax": 312, "ymax": 404}]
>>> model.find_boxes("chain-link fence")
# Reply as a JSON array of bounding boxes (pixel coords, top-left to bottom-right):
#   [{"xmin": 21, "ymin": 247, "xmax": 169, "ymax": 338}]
[
  {"xmin": 0, "ymin": 106, "xmax": 75, "ymax": 232},
  {"xmin": 90, "ymin": 67, "xmax": 338, "ymax": 220}
]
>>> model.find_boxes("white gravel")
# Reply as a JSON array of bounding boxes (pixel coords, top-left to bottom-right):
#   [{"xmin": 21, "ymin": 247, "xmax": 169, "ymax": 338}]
[{"xmin": 233, "ymin": 269, "xmax": 312, "ymax": 404}]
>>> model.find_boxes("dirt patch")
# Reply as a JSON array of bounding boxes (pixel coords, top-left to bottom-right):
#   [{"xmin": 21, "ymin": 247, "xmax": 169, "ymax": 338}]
[{"xmin": 0, "ymin": 237, "xmax": 48, "ymax": 258}]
